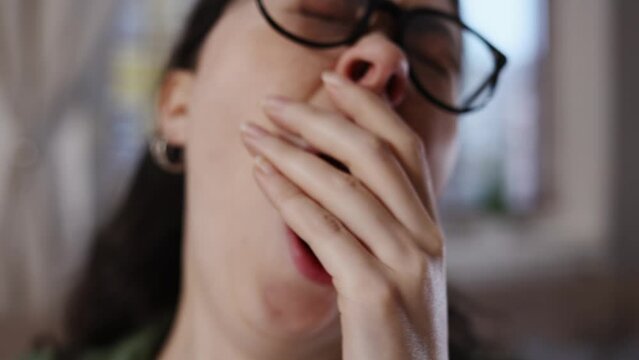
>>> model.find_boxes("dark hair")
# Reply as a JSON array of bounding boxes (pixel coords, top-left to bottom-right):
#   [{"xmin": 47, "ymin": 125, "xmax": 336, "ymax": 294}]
[
  {"xmin": 62, "ymin": 0, "xmax": 232, "ymax": 352},
  {"xmin": 60, "ymin": 0, "xmax": 503, "ymax": 359}
]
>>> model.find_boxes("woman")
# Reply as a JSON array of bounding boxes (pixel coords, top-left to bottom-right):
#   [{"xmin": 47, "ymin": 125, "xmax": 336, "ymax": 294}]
[{"xmin": 24, "ymin": 0, "xmax": 507, "ymax": 359}]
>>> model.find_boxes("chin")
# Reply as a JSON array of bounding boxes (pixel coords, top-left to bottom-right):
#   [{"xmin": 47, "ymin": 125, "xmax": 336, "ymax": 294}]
[{"xmin": 239, "ymin": 267, "xmax": 341, "ymax": 340}]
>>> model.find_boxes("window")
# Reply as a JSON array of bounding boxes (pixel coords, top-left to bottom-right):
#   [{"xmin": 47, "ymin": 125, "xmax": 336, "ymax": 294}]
[
  {"xmin": 97, "ymin": 0, "xmax": 195, "ymax": 218},
  {"xmin": 441, "ymin": 0, "xmax": 549, "ymax": 216}
]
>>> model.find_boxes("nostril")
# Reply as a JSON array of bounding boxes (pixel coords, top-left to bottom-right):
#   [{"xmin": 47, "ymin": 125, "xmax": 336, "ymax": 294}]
[
  {"xmin": 344, "ymin": 60, "xmax": 405, "ymax": 106},
  {"xmin": 385, "ymin": 73, "xmax": 404, "ymax": 106},
  {"xmin": 385, "ymin": 74, "xmax": 398, "ymax": 100},
  {"xmin": 349, "ymin": 60, "xmax": 372, "ymax": 82}
]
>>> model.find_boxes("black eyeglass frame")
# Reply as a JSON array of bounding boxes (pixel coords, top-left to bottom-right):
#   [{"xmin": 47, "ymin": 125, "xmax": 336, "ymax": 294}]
[{"xmin": 256, "ymin": 0, "xmax": 508, "ymax": 114}]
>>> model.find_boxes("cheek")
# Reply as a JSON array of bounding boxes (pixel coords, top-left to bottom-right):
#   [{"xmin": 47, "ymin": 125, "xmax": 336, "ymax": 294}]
[
  {"xmin": 400, "ymin": 92, "xmax": 459, "ymax": 195},
  {"xmin": 182, "ymin": 3, "xmax": 343, "ymax": 335},
  {"xmin": 185, "ymin": 2, "xmax": 337, "ymax": 177},
  {"xmin": 422, "ymin": 118, "xmax": 458, "ymax": 196}
]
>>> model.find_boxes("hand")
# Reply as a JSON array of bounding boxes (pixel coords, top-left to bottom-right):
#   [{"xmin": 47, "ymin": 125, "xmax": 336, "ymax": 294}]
[{"xmin": 239, "ymin": 71, "xmax": 448, "ymax": 360}]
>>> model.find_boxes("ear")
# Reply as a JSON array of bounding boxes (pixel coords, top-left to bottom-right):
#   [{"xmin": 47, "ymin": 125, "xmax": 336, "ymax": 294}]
[{"xmin": 156, "ymin": 70, "xmax": 194, "ymax": 146}]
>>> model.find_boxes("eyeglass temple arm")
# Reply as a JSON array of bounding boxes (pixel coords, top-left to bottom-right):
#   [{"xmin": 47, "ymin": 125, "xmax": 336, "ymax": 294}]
[{"xmin": 461, "ymin": 76, "xmax": 495, "ymax": 108}]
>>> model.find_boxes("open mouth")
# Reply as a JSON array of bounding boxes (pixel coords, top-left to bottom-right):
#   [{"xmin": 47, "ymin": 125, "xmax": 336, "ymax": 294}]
[
  {"xmin": 298, "ymin": 234, "xmax": 320, "ymax": 262},
  {"xmin": 292, "ymin": 228, "xmax": 322, "ymax": 265},
  {"xmin": 282, "ymin": 151, "xmax": 347, "ymax": 286},
  {"xmin": 286, "ymin": 225, "xmax": 332, "ymax": 285}
]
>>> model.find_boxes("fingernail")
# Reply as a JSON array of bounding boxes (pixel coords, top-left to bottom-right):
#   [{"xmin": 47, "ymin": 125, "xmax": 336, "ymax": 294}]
[
  {"xmin": 261, "ymin": 95, "xmax": 289, "ymax": 113},
  {"xmin": 240, "ymin": 121, "xmax": 268, "ymax": 139},
  {"xmin": 255, "ymin": 155, "xmax": 275, "ymax": 175},
  {"xmin": 321, "ymin": 71, "xmax": 346, "ymax": 87}
]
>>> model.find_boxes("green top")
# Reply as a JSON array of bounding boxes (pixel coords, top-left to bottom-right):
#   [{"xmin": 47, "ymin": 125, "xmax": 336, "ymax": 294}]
[{"xmin": 19, "ymin": 317, "xmax": 172, "ymax": 360}]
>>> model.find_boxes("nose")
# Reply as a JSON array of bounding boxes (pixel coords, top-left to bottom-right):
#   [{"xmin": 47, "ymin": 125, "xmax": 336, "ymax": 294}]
[{"xmin": 333, "ymin": 32, "xmax": 410, "ymax": 108}]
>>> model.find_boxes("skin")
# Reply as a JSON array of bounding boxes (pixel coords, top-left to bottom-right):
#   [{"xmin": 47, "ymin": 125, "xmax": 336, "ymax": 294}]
[{"xmin": 157, "ymin": 0, "xmax": 458, "ymax": 359}]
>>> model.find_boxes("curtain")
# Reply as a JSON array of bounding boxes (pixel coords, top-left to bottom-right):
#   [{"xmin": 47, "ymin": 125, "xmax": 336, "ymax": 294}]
[{"xmin": 0, "ymin": 0, "xmax": 117, "ymax": 357}]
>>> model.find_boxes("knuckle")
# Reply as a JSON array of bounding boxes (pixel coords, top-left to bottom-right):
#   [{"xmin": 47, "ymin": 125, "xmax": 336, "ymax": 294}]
[
  {"xmin": 430, "ymin": 235, "xmax": 445, "ymax": 258},
  {"xmin": 330, "ymin": 172, "xmax": 363, "ymax": 192},
  {"xmin": 416, "ymin": 225, "xmax": 445, "ymax": 257},
  {"xmin": 277, "ymin": 180, "xmax": 305, "ymax": 205},
  {"xmin": 392, "ymin": 231, "xmax": 429, "ymax": 279},
  {"xmin": 404, "ymin": 131, "xmax": 426, "ymax": 158},
  {"xmin": 403, "ymin": 252, "xmax": 428, "ymax": 281},
  {"xmin": 320, "ymin": 211, "xmax": 345, "ymax": 235},
  {"xmin": 312, "ymin": 209, "xmax": 346, "ymax": 237},
  {"xmin": 405, "ymin": 131, "xmax": 426, "ymax": 154},
  {"xmin": 363, "ymin": 134, "xmax": 393, "ymax": 160},
  {"xmin": 337, "ymin": 268, "xmax": 404, "ymax": 315}
]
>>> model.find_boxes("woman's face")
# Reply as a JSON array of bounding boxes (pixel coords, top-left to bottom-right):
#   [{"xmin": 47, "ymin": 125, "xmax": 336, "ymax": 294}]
[{"xmin": 160, "ymin": 0, "xmax": 457, "ymax": 352}]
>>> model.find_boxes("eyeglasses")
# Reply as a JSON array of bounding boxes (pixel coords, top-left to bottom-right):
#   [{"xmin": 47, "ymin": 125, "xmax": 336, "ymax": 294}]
[{"xmin": 257, "ymin": 0, "xmax": 507, "ymax": 114}]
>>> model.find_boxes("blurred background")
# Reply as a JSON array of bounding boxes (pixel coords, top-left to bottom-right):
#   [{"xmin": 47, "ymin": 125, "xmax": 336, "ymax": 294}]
[{"xmin": 0, "ymin": 0, "xmax": 637, "ymax": 359}]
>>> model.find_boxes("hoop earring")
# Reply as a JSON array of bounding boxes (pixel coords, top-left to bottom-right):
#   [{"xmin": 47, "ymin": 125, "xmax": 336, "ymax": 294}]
[{"xmin": 149, "ymin": 136, "xmax": 184, "ymax": 174}]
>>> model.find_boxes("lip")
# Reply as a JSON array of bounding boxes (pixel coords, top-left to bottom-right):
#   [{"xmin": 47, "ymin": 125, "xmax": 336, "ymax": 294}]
[{"xmin": 285, "ymin": 225, "xmax": 333, "ymax": 286}]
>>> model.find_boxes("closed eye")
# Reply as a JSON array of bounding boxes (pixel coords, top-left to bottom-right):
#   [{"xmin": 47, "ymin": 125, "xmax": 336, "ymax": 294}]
[{"xmin": 300, "ymin": 13, "xmax": 354, "ymax": 27}]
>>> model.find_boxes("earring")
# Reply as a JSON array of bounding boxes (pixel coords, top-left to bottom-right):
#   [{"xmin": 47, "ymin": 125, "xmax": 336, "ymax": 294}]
[{"xmin": 149, "ymin": 136, "xmax": 184, "ymax": 174}]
